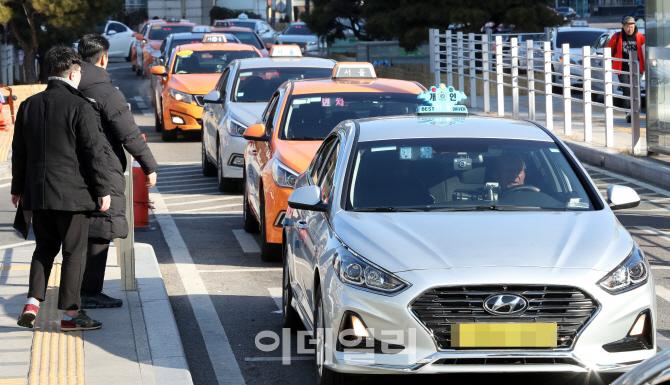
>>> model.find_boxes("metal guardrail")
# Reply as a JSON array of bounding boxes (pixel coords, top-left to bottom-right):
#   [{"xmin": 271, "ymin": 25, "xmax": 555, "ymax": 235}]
[{"xmin": 429, "ymin": 29, "xmax": 644, "ymax": 155}]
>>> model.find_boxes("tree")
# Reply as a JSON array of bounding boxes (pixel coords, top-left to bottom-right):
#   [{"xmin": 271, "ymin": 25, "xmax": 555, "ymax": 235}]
[
  {"xmin": 363, "ymin": 0, "xmax": 565, "ymax": 51},
  {"xmin": 0, "ymin": 0, "xmax": 121, "ymax": 84},
  {"xmin": 302, "ymin": 0, "xmax": 370, "ymax": 42}
]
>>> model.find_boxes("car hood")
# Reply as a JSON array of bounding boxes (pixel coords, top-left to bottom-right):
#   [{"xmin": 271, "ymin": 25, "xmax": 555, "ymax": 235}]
[
  {"xmin": 278, "ymin": 35, "xmax": 318, "ymax": 43},
  {"xmin": 332, "ymin": 210, "xmax": 633, "ymax": 273},
  {"xmin": 274, "ymin": 140, "xmax": 322, "ymax": 174},
  {"xmin": 170, "ymin": 74, "xmax": 222, "ymax": 95},
  {"xmin": 227, "ymin": 102, "xmax": 267, "ymax": 127}
]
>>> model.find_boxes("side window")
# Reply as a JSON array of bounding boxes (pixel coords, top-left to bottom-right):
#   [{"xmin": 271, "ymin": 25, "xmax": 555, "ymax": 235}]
[
  {"xmin": 140, "ymin": 24, "xmax": 148, "ymax": 36},
  {"xmin": 160, "ymin": 40, "xmax": 167, "ymax": 55},
  {"xmin": 110, "ymin": 23, "xmax": 127, "ymax": 33},
  {"xmin": 310, "ymin": 136, "xmax": 337, "ymax": 184},
  {"xmin": 318, "ymin": 141, "xmax": 341, "ymax": 203},
  {"xmin": 262, "ymin": 93, "xmax": 280, "ymax": 125},
  {"xmin": 217, "ymin": 68, "xmax": 231, "ymax": 94}
]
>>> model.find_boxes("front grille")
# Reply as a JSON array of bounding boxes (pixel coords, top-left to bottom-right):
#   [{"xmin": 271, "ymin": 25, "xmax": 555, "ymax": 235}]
[
  {"xmin": 194, "ymin": 95, "xmax": 205, "ymax": 106},
  {"xmin": 410, "ymin": 285, "xmax": 599, "ymax": 350}
]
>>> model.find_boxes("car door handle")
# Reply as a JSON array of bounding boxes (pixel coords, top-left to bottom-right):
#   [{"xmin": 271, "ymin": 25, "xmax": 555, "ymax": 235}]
[{"xmin": 297, "ymin": 220, "xmax": 308, "ymax": 229}]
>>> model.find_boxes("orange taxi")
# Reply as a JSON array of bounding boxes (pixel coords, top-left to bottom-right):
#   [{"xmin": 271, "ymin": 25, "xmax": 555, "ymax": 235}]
[
  {"xmin": 243, "ymin": 63, "xmax": 426, "ymax": 261},
  {"xmin": 135, "ymin": 18, "xmax": 195, "ymax": 77},
  {"xmin": 131, "ymin": 19, "xmax": 163, "ymax": 73},
  {"xmin": 151, "ymin": 34, "xmax": 261, "ymax": 141}
]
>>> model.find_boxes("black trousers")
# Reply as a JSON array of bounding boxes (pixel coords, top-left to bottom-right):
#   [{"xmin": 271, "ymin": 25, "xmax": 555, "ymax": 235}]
[
  {"xmin": 81, "ymin": 238, "xmax": 111, "ymax": 294},
  {"xmin": 28, "ymin": 210, "xmax": 90, "ymax": 311}
]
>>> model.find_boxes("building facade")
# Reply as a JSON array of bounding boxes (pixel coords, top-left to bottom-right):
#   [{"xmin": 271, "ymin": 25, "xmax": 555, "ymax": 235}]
[{"xmin": 147, "ymin": 0, "xmax": 214, "ymax": 25}]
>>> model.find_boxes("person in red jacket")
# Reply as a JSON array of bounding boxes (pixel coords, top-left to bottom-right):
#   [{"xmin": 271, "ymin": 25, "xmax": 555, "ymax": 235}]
[{"xmin": 606, "ymin": 16, "xmax": 645, "ymax": 120}]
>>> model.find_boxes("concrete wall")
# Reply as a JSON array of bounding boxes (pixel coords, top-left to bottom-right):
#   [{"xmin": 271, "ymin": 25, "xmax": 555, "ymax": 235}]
[
  {"xmin": 148, "ymin": 0, "xmax": 182, "ymax": 20},
  {"xmin": 148, "ymin": 0, "xmax": 209, "ymax": 24}
]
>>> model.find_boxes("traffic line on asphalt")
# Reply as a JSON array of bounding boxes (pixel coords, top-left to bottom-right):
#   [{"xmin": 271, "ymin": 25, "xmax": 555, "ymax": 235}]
[
  {"xmin": 150, "ymin": 185, "xmax": 246, "ymax": 385},
  {"xmin": 159, "ymin": 186, "xmax": 221, "ymax": 194},
  {"xmin": 199, "ymin": 268, "xmax": 282, "ymax": 273},
  {"xmin": 0, "ymin": 241, "xmax": 35, "ymax": 250},
  {"xmin": 0, "ymin": 182, "xmax": 11, "ymax": 188},
  {"xmin": 244, "ymin": 357, "xmax": 312, "ymax": 362},
  {"xmin": 176, "ymin": 203, "xmax": 242, "ymax": 213},
  {"xmin": 658, "ymin": 333, "xmax": 670, "ymax": 351},
  {"xmin": 157, "ymin": 181, "xmax": 218, "ymax": 189},
  {"xmin": 636, "ymin": 226, "xmax": 670, "ymax": 244},
  {"xmin": 656, "ymin": 285, "xmax": 670, "ymax": 303},
  {"xmin": 169, "ymin": 215, "xmax": 242, "ymax": 220},
  {"xmin": 155, "ymin": 169, "xmax": 203, "ymax": 176},
  {"xmin": 584, "ymin": 165, "xmax": 670, "ymax": 198},
  {"xmin": 162, "ymin": 192, "xmax": 222, "ymax": 200},
  {"xmin": 268, "ymin": 287, "xmax": 282, "ymax": 313},
  {"xmin": 232, "ymin": 229, "xmax": 261, "ymax": 253},
  {"xmin": 154, "ymin": 174, "xmax": 211, "ymax": 181},
  {"xmin": 166, "ymin": 196, "xmax": 239, "ymax": 207}
]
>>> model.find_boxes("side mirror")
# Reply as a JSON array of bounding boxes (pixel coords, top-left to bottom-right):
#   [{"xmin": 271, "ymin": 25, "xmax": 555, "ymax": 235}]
[
  {"xmin": 203, "ymin": 90, "xmax": 222, "ymax": 104},
  {"xmin": 243, "ymin": 123, "xmax": 270, "ymax": 141},
  {"xmin": 132, "ymin": 32, "xmax": 137, "ymax": 37},
  {"xmin": 150, "ymin": 65, "xmax": 167, "ymax": 75},
  {"xmin": 106, "ymin": 30, "xmax": 117, "ymax": 36},
  {"xmin": 135, "ymin": 34, "xmax": 144, "ymax": 41},
  {"xmin": 607, "ymin": 185, "xmax": 640, "ymax": 210},
  {"xmin": 288, "ymin": 185, "xmax": 327, "ymax": 212}
]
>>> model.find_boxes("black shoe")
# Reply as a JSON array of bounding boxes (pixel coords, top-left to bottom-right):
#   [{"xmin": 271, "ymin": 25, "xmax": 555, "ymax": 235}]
[{"xmin": 80, "ymin": 292, "xmax": 123, "ymax": 309}]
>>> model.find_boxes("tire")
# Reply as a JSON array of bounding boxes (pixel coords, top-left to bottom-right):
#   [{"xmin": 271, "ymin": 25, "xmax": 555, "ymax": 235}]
[
  {"xmin": 282, "ymin": 243, "xmax": 303, "ymax": 330},
  {"xmin": 217, "ymin": 145, "xmax": 239, "ymax": 192},
  {"xmin": 259, "ymin": 189, "xmax": 281, "ymax": 262},
  {"xmin": 551, "ymin": 74, "xmax": 563, "ymax": 95},
  {"xmin": 201, "ymin": 136, "xmax": 217, "ymax": 177},
  {"xmin": 126, "ymin": 46, "xmax": 132, "ymax": 62},
  {"xmin": 136, "ymin": 57, "xmax": 143, "ymax": 76},
  {"xmin": 162, "ymin": 129, "xmax": 177, "ymax": 142},
  {"xmin": 154, "ymin": 100, "xmax": 164, "ymax": 132},
  {"xmin": 243, "ymin": 169, "xmax": 260, "ymax": 233},
  {"xmin": 132, "ymin": 64, "xmax": 136, "ymax": 72},
  {"xmin": 314, "ymin": 287, "xmax": 359, "ymax": 385}
]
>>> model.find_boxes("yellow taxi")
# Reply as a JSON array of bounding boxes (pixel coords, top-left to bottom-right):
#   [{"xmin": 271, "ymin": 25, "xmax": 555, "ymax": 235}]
[
  {"xmin": 135, "ymin": 18, "xmax": 195, "ymax": 77},
  {"xmin": 242, "ymin": 63, "xmax": 426, "ymax": 260},
  {"xmin": 150, "ymin": 34, "xmax": 261, "ymax": 141}
]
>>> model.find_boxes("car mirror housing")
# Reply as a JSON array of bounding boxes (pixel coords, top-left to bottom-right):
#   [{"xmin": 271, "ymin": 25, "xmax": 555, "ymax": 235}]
[
  {"xmin": 106, "ymin": 30, "xmax": 117, "ymax": 36},
  {"xmin": 135, "ymin": 34, "xmax": 144, "ymax": 41},
  {"xmin": 203, "ymin": 90, "xmax": 222, "ymax": 104},
  {"xmin": 150, "ymin": 66, "xmax": 167, "ymax": 75},
  {"xmin": 243, "ymin": 123, "xmax": 270, "ymax": 141},
  {"xmin": 607, "ymin": 184, "xmax": 640, "ymax": 210},
  {"xmin": 288, "ymin": 185, "xmax": 327, "ymax": 212}
]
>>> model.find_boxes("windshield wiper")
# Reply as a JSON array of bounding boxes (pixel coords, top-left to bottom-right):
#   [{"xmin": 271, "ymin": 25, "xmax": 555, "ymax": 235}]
[
  {"xmin": 430, "ymin": 205, "xmax": 568, "ymax": 212},
  {"xmin": 352, "ymin": 207, "xmax": 423, "ymax": 212},
  {"xmin": 290, "ymin": 136, "xmax": 323, "ymax": 141}
]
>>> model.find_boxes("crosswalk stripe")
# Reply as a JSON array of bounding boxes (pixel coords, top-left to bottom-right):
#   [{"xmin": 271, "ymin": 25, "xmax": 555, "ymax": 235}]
[
  {"xmin": 656, "ymin": 285, "xmax": 670, "ymax": 303},
  {"xmin": 167, "ymin": 196, "xmax": 240, "ymax": 207},
  {"xmin": 584, "ymin": 165, "xmax": 670, "ymax": 198},
  {"xmin": 169, "ymin": 214, "xmax": 242, "ymax": 219},
  {"xmin": 157, "ymin": 181, "xmax": 218, "ymax": 189},
  {"xmin": 176, "ymin": 203, "xmax": 242, "ymax": 213},
  {"xmin": 267, "ymin": 287, "xmax": 282, "ymax": 311},
  {"xmin": 232, "ymin": 230, "xmax": 260, "ymax": 253},
  {"xmin": 156, "ymin": 174, "xmax": 211, "ymax": 181},
  {"xmin": 163, "ymin": 192, "xmax": 223, "ymax": 200},
  {"xmin": 159, "ymin": 186, "xmax": 220, "ymax": 194},
  {"xmin": 199, "ymin": 268, "xmax": 282, "ymax": 273}
]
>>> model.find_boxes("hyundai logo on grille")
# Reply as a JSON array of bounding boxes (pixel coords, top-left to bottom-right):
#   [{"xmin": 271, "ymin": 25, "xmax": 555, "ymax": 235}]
[{"xmin": 483, "ymin": 294, "xmax": 528, "ymax": 315}]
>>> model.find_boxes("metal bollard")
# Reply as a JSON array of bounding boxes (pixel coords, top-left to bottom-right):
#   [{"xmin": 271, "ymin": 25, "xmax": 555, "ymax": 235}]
[
  {"xmin": 630, "ymin": 55, "xmax": 641, "ymax": 155},
  {"xmin": 457, "ymin": 31, "xmax": 464, "ymax": 93},
  {"xmin": 482, "ymin": 34, "xmax": 490, "ymax": 113},
  {"xmin": 511, "ymin": 38, "xmax": 519, "ymax": 119},
  {"xmin": 446, "ymin": 30, "xmax": 453, "ymax": 87},
  {"xmin": 543, "ymin": 41, "xmax": 553, "ymax": 130},
  {"xmin": 562, "ymin": 43, "xmax": 572, "ymax": 136},
  {"xmin": 527, "ymin": 40, "xmax": 535, "ymax": 121},
  {"xmin": 582, "ymin": 46, "xmax": 592, "ymax": 142},
  {"xmin": 603, "ymin": 48, "xmax": 614, "ymax": 147},
  {"xmin": 468, "ymin": 33, "xmax": 476, "ymax": 109},
  {"xmin": 496, "ymin": 35, "xmax": 504, "ymax": 117},
  {"xmin": 133, "ymin": 160, "xmax": 155, "ymax": 231}
]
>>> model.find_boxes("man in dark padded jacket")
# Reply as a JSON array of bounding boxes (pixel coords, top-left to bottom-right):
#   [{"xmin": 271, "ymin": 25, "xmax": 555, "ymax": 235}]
[{"xmin": 78, "ymin": 34, "xmax": 158, "ymax": 308}]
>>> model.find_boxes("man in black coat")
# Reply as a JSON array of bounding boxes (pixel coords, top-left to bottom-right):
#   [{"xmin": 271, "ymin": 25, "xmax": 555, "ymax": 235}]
[
  {"xmin": 13, "ymin": 46, "xmax": 111, "ymax": 331},
  {"xmin": 78, "ymin": 34, "xmax": 158, "ymax": 308}
]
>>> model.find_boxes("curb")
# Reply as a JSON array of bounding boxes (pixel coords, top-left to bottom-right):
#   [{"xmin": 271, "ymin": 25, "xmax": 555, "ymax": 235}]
[{"xmin": 134, "ymin": 242, "xmax": 194, "ymax": 385}]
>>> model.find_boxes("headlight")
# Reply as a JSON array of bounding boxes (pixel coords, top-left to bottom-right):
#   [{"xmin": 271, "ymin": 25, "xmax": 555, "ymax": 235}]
[
  {"xmin": 597, "ymin": 246, "xmax": 649, "ymax": 294},
  {"xmin": 333, "ymin": 247, "xmax": 408, "ymax": 294},
  {"xmin": 169, "ymin": 88, "xmax": 193, "ymax": 104},
  {"xmin": 308, "ymin": 41, "xmax": 317, "ymax": 45},
  {"xmin": 227, "ymin": 118, "xmax": 247, "ymax": 136},
  {"xmin": 271, "ymin": 158, "xmax": 298, "ymax": 188}
]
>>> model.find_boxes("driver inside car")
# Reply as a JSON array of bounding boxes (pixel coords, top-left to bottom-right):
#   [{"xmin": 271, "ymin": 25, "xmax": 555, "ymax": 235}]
[{"xmin": 492, "ymin": 152, "xmax": 527, "ymax": 191}]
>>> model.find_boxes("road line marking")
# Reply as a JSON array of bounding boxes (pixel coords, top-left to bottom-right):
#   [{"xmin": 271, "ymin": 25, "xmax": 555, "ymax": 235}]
[
  {"xmin": 151, "ymin": 187, "xmax": 246, "ymax": 385},
  {"xmin": 651, "ymin": 265, "xmax": 670, "ymax": 270},
  {"xmin": 142, "ymin": 110, "xmax": 152, "ymax": 116},
  {"xmin": 0, "ymin": 241, "xmax": 35, "ymax": 250},
  {"xmin": 635, "ymin": 226, "xmax": 670, "ymax": 243},
  {"xmin": 267, "ymin": 287, "xmax": 282, "ymax": 312},
  {"xmin": 170, "ymin": 215, "xmax": 243, "ymax": 220},
  {"xmin": 156, "ymin": 169, "xmax": 203, "ymax": 176},
  {"xmin": 166, "ymin": 210, "xmax": 243, "ymax": 216},
  {"xmin": 584, "ymin": 165, "xmax": 670, "ymax": 198},
  {"xmin": 658, "ymin": 333, "xmax": 670, "ymax": 350},
  {"xmin": 177, "ymin": 203, "xmax": 242, "ymax": 213},
  {"xmin": 167, "ymin": 196, "xmax": 240, "ymax": 207},
  {"xmin": 155, "ymin": 174, "xmax": 211, "ymax": 181},
  {"xmin": 158, "ymin": 162, "xmax": 201, "ymax": 166},
  {"xmin": 133, "ymin": 96, "xmax": 144, "ymax": 102},
  {"xmin": 232, "ymin": 229, "xmax": 261, "ymax": 253},
  {"xmin": 137, "ymin": 102, "xmax": 147, "ymax": 108},
  {"xmin": 199, "ymin": 268, "xmax": 282, "ymax": 273},
  {"xmin": 157, "ymin": 181, "xmax": 218, "ymax": 189},
  {"xmin": 244, "ymin": 357, "xmax": 312, "ymax": 362},
  {"xmin": 656, "ymin": 285, "xmax": 670, "ymax": 303},
  {"xmin": 163, "ymin": 192, "xmax": 223, "ymax": 200},
  {"xmin": 159, "ymin": 186, "xmax": 221, "ymax": 194},
  {"xmin": 0, "ymin": 265, "xmax": 30, "ymax": 271}
]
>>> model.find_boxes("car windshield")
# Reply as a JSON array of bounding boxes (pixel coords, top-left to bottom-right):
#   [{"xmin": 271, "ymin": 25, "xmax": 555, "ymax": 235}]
[
  {"xmin": 228, "ymin": 21, "xmax": 256, "ymax": 30},
  {"xmin": 556, "ymin": 31, "xmax": 604, "ymax": 48},
  {"xmin": 346, "ymin": 138, "xmax": 594, "ymax": 212},
  {"xmin": 148, "ymin": 25, "xmax": 193, "ymax": 40},
  {"xmin": 232, "ymin": 67, "xmax": 333, "ymax": 102},
  {"xmin": 556, "ymin": 7, "xmax": 570, "ymax": 12},
  {"xmin": 282, "ymin": 92, "xmax": 425, "ymax": 140},
  {"xmin": 284, "ymin": 24, "xmax": 313, "ymax": 35},
  {"xmin": 173, "ymin": 50, "xmax": 260, "ymax": 74},
  {"xmin": 227, "ymin": 31, "xmax": 263, "ymax": 49}
]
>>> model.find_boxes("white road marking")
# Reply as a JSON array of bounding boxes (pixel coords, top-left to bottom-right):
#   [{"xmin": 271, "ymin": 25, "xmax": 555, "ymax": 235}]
[
  {"xmin": 157, "ymin": 181, "xmax": 218, "ymax": 189},
  {"xmin": 584, "ymin": 165, "xmax": 670, "ymax": 198},
  {"xmin": 658, "ymin": 333, "xmax": 670, "ymax": 350},
  {"xmin": 0, "ymin": 182, "xmax": 11, "ymax": 188},
  {"xmin": 142, "ymin": 110, "xmax": 153, "ymax": 116},
  {"xmin": 651, "ymin": 266, "xmax": 670, "ymax": 270},
  {"xmin": 268, "ymin": 287, "xmax": 282, "ymax": 313},
  {"xmin": 155, "ymin": 174, "xmax": 211, "ymax": 181},
  {"xmin": 137, "ymin": 102, "xmax": 147, "ymax": 108},
  {"xmin": 133, "ymin": 96, "xmax": 144, "ymax": 102},
  {"xmin": 656, "ymin": 285, "xmax": 670, "ymax": 303},
  {"xmin": 159, "ymin": 186, "xmax": 221, "ymax": 194},
  {"xmin": 177, "ymin": 203, "xmax": 242, "ymax": 213},
  {"xmin": 156, "ymin": 169, "xmax": 203, "ymax": 176},
  {"xmin": 166, "ymin": 197, "xmax": 239, "ymax": 207},
  {"xmin": 167, "ymin": 210, "xmax": 243, "ymax": 215},
  {"xmin": 162, "ymin": 192, "xmax": 223, "ymax": 200},
  {"xmin": 170, "ymin": 215, "xmax": 242, "ymax": 220},
  {"xmin": 151, "ymin": 185, "xmax": 246, "ymax": 385},
  {"xmin": 635, "ymin": 226, "xmax": 670, "ymax": 243},
  {"xmin": 244, "ymin": 357, "xmax": 312, "ymax": 362},
  {"xmin": 158, "ymin": 161, "xmax": 201, "ymax": 165},
  {"xmin": 199, "ymin": 268, "xmax": 282, "ymax": 273},
  {"xmin": 232, "ymin": 229, "xmax": 261, "ymax": 253},
  {"xmin": 0, "ymin": 241, "xmax": 35, "ymax": 250}
]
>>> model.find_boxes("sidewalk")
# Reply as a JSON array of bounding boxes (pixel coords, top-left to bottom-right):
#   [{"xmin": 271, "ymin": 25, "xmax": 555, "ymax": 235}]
[
  {"xmin": 468, "ymin": 93, "xmax": 670, "ymax": 190},
  {"xmin": 0, "ymin": 242, "xmax": 192, "ymax": 385}
]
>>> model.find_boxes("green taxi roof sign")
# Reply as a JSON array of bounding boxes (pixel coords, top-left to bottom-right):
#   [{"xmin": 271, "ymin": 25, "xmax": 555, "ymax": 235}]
[{"xmin": 416, "ymin": 84, "xmax": 468, "ymax": 115}]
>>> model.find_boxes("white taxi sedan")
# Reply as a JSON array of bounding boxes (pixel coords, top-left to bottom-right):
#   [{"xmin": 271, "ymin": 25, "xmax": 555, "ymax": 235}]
[{"xmin": 282, "ymin": 86, "xmax": 655, "ymax": 384}]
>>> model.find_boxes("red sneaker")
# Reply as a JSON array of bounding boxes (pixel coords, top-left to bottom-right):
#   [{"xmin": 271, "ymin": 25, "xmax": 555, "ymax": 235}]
[{"xmin": 17, "ymin": 304, "xmax": 39, "ymax": 328}]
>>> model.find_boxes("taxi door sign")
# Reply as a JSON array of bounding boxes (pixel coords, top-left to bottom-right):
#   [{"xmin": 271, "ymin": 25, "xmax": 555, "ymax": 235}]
[
  {"xmin": 202, "ymin": 34, "xmax": 227, "ymax": 43},
  {"xmin": 331, "ymin": 62, "xmax": 376, "ymax": 80},
  {"xmin": 416, "ymin": 84, "xmax": 468, "ymax": 115},
  {"xmin": 269, "ymin": 45, "xmax": 302, "ymax": 57}
]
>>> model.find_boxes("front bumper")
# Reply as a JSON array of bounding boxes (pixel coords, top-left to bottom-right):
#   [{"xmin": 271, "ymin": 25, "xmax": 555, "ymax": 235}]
[
  {"xmin": 262, "ymin": 180, "xmax": 293, "ymax": 244},
  {"xmin": 163, "ymin": 101, "xmax": 203, "ymax": 131},
  {"xmin": 322, "ymin": 266, "xmax": 656, "ymax": 375},
  {"xmin": 219, "ymin": 132, "xmax": 247, "ymax": 179}
]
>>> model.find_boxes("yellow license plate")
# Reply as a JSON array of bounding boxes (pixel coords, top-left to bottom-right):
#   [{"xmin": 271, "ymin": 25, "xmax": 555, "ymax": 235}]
[{"xmin": 451, "ymin": 323, "xmax": 558, "ymax": 348}]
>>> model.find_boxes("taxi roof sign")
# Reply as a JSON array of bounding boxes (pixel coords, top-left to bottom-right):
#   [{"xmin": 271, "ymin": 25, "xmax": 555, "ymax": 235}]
[
  {"xmin": 202, "ymin": 34, "xmax": 227, "ymax": 43},
  {"xmin": 331, "ymin": 62, "xmax": 376, "ymax": 80},
  {"xmin": 269, "ymin": 45, "xmax": 302, "ymax": 57},
  {"xmin": 416, "ymin": 84, "xmax": 468, "ymax": 115}
]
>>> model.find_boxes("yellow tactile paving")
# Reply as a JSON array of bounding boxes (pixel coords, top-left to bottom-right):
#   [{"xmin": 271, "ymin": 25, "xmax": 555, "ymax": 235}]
[
  {"xmin": 0, "ymin": 378, "xmax": 27, "ymax": 384},
  {"xmin": 0, "ymin": 126, "xmax": 13, "ymax": 162},
  {"xmin": 1, "ymin": 265, "xmax": 30, "ymax": 271},
  {"xmin": 27, "ymin": 262, "xmax": 84, "ymax": 385}
]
